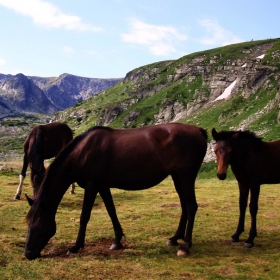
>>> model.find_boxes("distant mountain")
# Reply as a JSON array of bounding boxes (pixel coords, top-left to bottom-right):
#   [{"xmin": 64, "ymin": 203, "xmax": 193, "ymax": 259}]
[{"xmin": 0, "ymin": 73, "xmax": 123, "ymax": 118}]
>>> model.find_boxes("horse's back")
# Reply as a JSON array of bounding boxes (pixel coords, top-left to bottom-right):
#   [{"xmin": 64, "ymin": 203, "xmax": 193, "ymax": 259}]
[
  {"xmin": 39, "ymin": 122, "xmax": 72, "ymax": 157},
  {"xmin": 24, "ymin": 122, "xmax": 73, "ymax": 160},
  {"xmin": 259, "ymin": 140, "xmax": 280, "ymax": 184},
  {"xmin": 83, "ymin": 123, "xmax": 207, "ymax": 160}
]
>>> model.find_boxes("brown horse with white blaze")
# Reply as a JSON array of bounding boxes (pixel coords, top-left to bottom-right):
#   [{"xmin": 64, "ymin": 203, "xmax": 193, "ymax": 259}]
[
  {"xmin": 25, "ymin": 123, "xmax": 207, "ymax": 260},
  {"xmin": 14, "ymin": 122, "xmax": 75, "ymax": 200},
  {"xmin": 212, "ymin": 128, "xmax": 280, "ymax": 248}
]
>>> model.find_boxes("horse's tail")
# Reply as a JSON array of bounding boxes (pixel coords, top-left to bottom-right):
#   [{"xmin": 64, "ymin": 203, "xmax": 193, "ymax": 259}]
[
  {"xmin": 63, "ymin": 123, "xmax": 74, "ymax": 144},
  {"xmin": 199, "ymin": 127, "xmax": 208, "ymax": 140},
  {"xmin": 28, "ymin": 127, "xmax": 46, "ymax": 191}
]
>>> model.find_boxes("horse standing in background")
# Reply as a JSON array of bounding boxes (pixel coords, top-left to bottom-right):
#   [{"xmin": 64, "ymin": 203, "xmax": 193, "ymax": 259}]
[
  {"xmin": 24, "ymin": 123, "xmax": 207, "ymax": 260},
  {"xmin": 212, "ymin": 128, "xmax": 280, "ymax": 248},
  {"xmin": 14, "ymin": 122, "xmax": 75, "ymax": 200}
]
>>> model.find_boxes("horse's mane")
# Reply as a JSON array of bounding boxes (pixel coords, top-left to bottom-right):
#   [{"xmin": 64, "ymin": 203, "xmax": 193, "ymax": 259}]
[
  {"xmin": 27, "ymin": 126, "xmax": 113, "ymax": 225},
  {"xmin": 219, "ymin": 130, "xmax": 263, "ymax": 145},
  {"xmin": 50, "ymin": 126, "xmax": 113, "ymax": 170},
  {"xmin": 237, "ymin": 130, "xmax": 263, "ymax": 143}
]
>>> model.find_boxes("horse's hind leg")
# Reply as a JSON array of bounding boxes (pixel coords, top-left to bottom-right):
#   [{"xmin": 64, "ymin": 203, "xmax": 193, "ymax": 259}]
[
  {"xmin": 245, "ymin": 185, "xmax": 260, "ymax": 248},
  {"xmin": 14, "ymin": 155, "xmax": 28, "ymax": 200},
  {"xmin": 69, "ymin": 183, "xmax": 75, "ymax": 194},
  {"xmin": 168, "ymin": 172, "xmax": 198, "ymax": 256},
  {"xmin": 14, "ymin": 175, "xmax": 25, "ymax": 200},
  {"xmin": 68, "ymin": 187, "xmax": 98, "ymax": 254},
  {"xmin": 99, "ymin": 188, "xmax": 125, "ymax": 250}
]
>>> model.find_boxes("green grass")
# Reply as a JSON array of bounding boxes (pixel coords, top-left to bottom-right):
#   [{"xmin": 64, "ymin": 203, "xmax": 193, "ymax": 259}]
[{"xmin": 1, "ymin": 163, "xmax": 280, "ymax": 279}]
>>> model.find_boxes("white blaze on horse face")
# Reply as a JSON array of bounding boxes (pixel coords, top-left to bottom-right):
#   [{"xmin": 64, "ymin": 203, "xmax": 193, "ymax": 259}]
[{"xmin": 214, "ymin": 141, "xmax": 232, "ymax": 175}]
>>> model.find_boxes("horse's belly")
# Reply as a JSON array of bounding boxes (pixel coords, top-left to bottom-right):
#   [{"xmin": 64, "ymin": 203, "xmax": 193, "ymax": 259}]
[
  {"xmin": 261, "ymin": 177, "xmax": 280, "ymax": 184},
  {"xmin": 108, "ymin": 172, "xmax": 168, "ymax": 191}
]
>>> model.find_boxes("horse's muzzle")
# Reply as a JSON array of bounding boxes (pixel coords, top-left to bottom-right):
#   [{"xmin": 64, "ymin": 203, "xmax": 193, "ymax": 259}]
[
  {"xmin": 25, "ymin": 250, "xmax": 41, "ymax": 260},
  {"xmin": 217, "ymin": 173, "xmax": 227, "ymax": 180}
]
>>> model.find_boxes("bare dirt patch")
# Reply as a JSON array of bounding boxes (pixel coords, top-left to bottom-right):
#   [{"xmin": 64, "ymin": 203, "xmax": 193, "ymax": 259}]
[{"xmin": 42, "ymin": 238, "xmax": 129, "ymax": 259}]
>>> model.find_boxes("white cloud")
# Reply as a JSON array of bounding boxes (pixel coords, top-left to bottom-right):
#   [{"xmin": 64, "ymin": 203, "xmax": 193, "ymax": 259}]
[
  {"xmin": 0, "ymin": 0, "xmax": 102, "ymax": 31},
  {"xmin": 149, "ymin": 43, "xmax": 177, "ymax": 56},
  {"xmin": 199, "ymin": 19, "xmax": 242, "ymax": 46},
  {"xmin": 122, "ymin": 18, "xmax": 187, "ymax": 56},
  {"xmin": 88, "ymin": 50, "xmax": 97, "ymax": 56},
  {"xmin": 63, "ymin": 46, "xmax": 74, "ymax": 53}
]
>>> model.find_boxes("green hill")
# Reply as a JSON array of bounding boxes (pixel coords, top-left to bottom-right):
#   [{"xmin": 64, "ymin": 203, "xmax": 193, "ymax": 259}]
[{"xmin": 52, "ymin": 38, "xmax": 280, "ymax": 140}]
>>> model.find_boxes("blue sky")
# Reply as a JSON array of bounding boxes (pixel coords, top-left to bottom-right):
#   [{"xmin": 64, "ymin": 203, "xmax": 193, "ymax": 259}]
[{"xmin": 0, "ymin": 0, "xmax": 279, "ymax": 78}]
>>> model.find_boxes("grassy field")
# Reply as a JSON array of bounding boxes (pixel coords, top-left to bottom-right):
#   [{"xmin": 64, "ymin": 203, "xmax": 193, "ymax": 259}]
[{"xmin": 0, "ymin": 163, "xmax": 280, "ymax": 279}]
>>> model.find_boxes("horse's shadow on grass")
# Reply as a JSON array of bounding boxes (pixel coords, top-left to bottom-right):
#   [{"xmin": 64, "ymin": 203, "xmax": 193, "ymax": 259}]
[{"xmin": 38, "ymin": 233, "xmax": 280, "ymax": 260}]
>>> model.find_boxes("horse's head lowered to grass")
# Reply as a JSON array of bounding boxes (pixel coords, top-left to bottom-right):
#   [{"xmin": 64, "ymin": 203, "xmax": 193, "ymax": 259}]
[{"xmin": 25, "ymin": 194, "xmax": 56, "ymax": 260}]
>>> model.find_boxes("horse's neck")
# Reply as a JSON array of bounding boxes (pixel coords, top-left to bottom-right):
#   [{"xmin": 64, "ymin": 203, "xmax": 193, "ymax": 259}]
[
  {"xmin": 43, "ymin": 168, "xmax": 74, "ymax": 210},
  {"xmin": 232, "ymin": 139, "xmax": 261, "ymax": 166}
]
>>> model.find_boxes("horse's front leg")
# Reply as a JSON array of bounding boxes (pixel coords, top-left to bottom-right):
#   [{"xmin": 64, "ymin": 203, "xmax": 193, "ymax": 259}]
[
  {"xmin": 231, "ymin": 183, "xmax": 249, "ymax": 243},
  {"xmin": 245, "ymin": 185, "xmax": 260, "ymax": 248},
  {"xmin": 68, "ymin": 187, "xmax": 97, "ymax": 254},
  {"xmin": 99, "ymin": 188, "xmax": 125, "ymax": 250}
]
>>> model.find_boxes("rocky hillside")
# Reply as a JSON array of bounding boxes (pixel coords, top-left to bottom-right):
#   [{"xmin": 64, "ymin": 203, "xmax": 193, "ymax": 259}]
[
  {"xmin": 52, "ymin": 39, "xmax": 280, "ymax": 140},
  {"xmin": 0, "ymin": 73, "xmax": 123, "ymax": 117}
]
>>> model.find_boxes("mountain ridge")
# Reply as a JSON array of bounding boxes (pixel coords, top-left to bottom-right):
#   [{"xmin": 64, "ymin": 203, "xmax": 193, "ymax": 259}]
[{"xmin": 0, "ymin": 73, "xmax": 123, "ymax": 118}]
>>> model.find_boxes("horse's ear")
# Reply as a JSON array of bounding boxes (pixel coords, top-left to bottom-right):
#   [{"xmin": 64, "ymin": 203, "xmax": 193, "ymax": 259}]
[
  {"xmin": 233, "ymin": 130, "xmax": 241, "ymax": 139},
  {"xmin": 212, "ymin": 128, "xmax": 219, "ymax": 141},
  {"xmin": 25, "ymin": 194, "xmax": 34, "ymax": 206}
]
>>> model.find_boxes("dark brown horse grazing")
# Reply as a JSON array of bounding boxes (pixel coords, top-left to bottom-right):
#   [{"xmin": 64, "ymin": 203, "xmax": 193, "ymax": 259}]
[
  {"xmin": 212, "ymin": 128, "xmax": 280, "ymax": 248},
  {"xmin": 14, "ymin": 122, "xmax": 75, "ymax": 200},
  {"xmin": 24, "ymin": 123, "xmax": 207, "ymax": 260}
]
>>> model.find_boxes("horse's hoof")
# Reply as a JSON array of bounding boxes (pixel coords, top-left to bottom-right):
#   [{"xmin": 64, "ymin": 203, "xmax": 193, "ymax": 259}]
[
  {"xmin": 231, "ymin": 235, "xmax": 240, "ymax": 243},
  {"xmin": 109, "ymin": 243, "xmax": 123, "ymax": 250},
  {"xmin": 66, "ymin": 249, "xmax": 78, "ymax": 255},
  {"xmin": 177, "ymin": 249, "xmax": 187, "ymax": 256},
  {"xmin": 177, "ymin": 242, "xmax": 190, "ymax": 256},
  {"xmin": 244, "ymin": 242, "xmax": 253, "ymax": 248},
  {"xmin": 166, "ymin": 239, "xmax": 179, "ymax": 246},
  {"xmin": 177, "ymin": 249, "xmax": 188, "ymax": 257},
  {"xmin": 14, "ymin": 195, "xmax": 20, "ymax": 200},
  {"xmin": 67, "ymin": 246, "xmax": 80, "ymax": 254}
]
